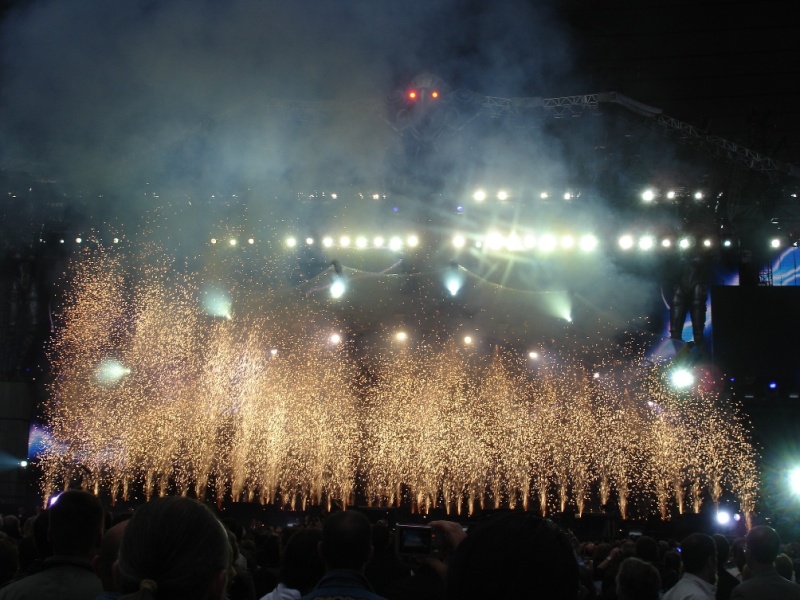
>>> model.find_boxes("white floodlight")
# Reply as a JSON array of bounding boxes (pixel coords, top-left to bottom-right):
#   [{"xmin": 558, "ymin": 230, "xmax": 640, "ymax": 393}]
[{"xmin": 618, "ymin": 235, "xmax": 634, "ymax": 250}]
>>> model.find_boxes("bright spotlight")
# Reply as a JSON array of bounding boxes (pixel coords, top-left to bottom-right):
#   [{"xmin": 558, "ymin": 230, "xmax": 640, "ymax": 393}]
[
  {"xmin": 270, "ymin": 348, "xmax": 278, "ymax": 356},
  {"xmin": 523, "ymin": 234, "xmax": 536, "ymax": 249},
  {"xmin": 486, "ymin": 232, "xmax": 504, "ymax": 250},
  {"xmin": 771, "ymin": 238, "xmax": 781, "ymax": 248},
  {"xmin": 329, "ymin": 333, "xmax": 342, "ymax": 344},
  {"xmin": 661, "ymin": 238, "xmax": 672, "ymax": 248},
  {"xmin": 463, "ymin": 335, "xmax": 473, "ymax": 345},
  {"xmin": 540, "ymin": 192, "xmax": 549, "ymax": 199},
  {"xmin": 452, "ymin": 234, "xmax": 466, "ymax": 249},
  {"xmin": 356, "ymin": 236, "xmax": 368, "ymax": 248},
  {"xmin": 373, "ymin": 236, "xmax": 385, "ymax": 247},
  {"xmin": 473, "ymin": 190, "xmax": 486, "ymax": 202},
  {"xmin": 389, "ymin": 236, "xmax": 403, "ymax": 251},
  {"xmin": 113, "ymin": 238, "xmax": 120, "ymax": 244},
  {"xmin": 618, "ymin": 235, "xmax": 634, "ymax": 250},
  {"xmin": 95, "ymin": 359, "xmax": 131, "ymax": 385},
  {"xmin": 19, "ymin": 460, "xmax": 28, "ymax": 468},
  {"xmin": 202, "ymin": 290, "xmax": 232, "ymax": 319},
  {"xmin": 446, "ymin": 278, "xmax": 462, "ymax": 296},
  {"xmin": 716, "ymin": 511, "xmax": 731, "ymax": 525},
  {"xmin": 641, "ymin": 189, "xmax": 656, "ymax": 202},
  {"xmin": 539, "ymin": 234, "xmax": 557, "ymax": 252},
  {"xmin": 703, "ymin": 238, "xmax": 712, "ymax": 248},
  {"xmin": 666, "ymin": 190, "xmax": 676, "ymax": 199},
  {"xmin": 229, "ymin": 238, "xmax": 237, "ymax": 246},
  {"xmin": 330, "ymin": 278, "xmax": 346, "ymax": 299},
  {"xmin": 679, "ymin": 237, "xmax": 691, "ymax": 249},
  {"xmin": 372, "ymin": 193, "xmax": 380, "ymax": 200},
  {"xmin": 76, "ymin": 237, "xmax": 82, "ymax": 244},
  {"xmin": 639, "ymin": 236, "xmax": 654, "ymax": 251},
  {"xmin": 579, "ymin": 235, "xmax": 598, "ymax": 252},
  {"xmin": 305, "ymin": 237, "xmax": 314, "ymax": 245},
  {"xmin": 286, "ymin": 237, "xmax": 297, "ymax": 248},
  {"xmin": 506, "ymin": 233, "xmax": 522, "ymax": 251},
  {"xmin": 248, "ymin": 238, "xmax": 254, "ymax": 245},
  {"xmin": 339, "ymin": 236, "xmax": 351, "ymax": 247},
  {"xmin": 694, "ymin": 191, "xmax": 704, "ymax": 200},
  {"xmin": 407, "ymin": 235, "xmax": 419, "ymax": 247},
  {"xmin": 395, "ymin": 331, "xmax": 408, "ymax": 342},
  {"xmin": 563, "ymin": 192, "xmax": 571, "ymax": 200},
  {"xmin": 789, "ymin": 467, "xmax": 800, "ymax": 495},
  {"xmin": 560, "ymin": 235, "xmax": 575, "ymax": 249},
  {"xmin": 671, "ymin": 368, "xmax": 695, "ymax": 388},
  {"xmin": 528, "ymin": 351, "xmax": 539, "ymax": 360},
  {"xmin": 322, "ymin": 237, "xmax": 334, "ymax": 248},
  {"xmin": 497, "ymin": 190, "xmax": 508, "ymax": 201},
  {"xmin": 722, "ymin": 239, "xmax": 732, "ymax": 248}
]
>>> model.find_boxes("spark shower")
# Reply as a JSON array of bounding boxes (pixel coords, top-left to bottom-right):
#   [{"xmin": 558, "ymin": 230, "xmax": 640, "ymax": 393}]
[{"xmin": 39, "ymin": 242, "xmax": 759, "ymax": 523}]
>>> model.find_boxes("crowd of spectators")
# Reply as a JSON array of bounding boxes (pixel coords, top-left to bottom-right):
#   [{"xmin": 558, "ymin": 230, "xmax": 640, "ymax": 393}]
[{"xmin": 1, "ymin": 491, "xmax": 800, "ymax": 599}]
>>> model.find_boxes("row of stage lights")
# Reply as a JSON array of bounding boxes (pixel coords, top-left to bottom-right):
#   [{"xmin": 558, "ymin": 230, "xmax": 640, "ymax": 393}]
[
  {"xmin": 298, "ymin": 188, "xmax": 711, "ymax": 204},
  {"xmin": 51, "ymin": 233, "xmax": 792, "ymax": 252}
]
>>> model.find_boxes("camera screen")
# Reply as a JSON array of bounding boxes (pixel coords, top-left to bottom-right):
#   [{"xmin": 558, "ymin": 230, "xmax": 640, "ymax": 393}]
[{"xmin": 397, "ymin": 527, "xmax": 432, "ymax": 554}]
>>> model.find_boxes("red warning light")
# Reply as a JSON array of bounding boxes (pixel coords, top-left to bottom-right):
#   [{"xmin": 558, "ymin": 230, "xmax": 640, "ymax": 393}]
[
  {"xmin": 408, "ymin": 90, "xmax": 417, "ymax": 100},
  {"xmin": 431, "ymin": 91, "xmax": 439, "ymax": 99}
]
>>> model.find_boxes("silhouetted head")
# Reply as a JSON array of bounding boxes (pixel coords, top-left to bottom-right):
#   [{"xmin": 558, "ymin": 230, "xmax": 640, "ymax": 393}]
[
  {"xmin": 48, "ymin": 490, "xmax": 104, "ymax": 558},
  {"xmin": 445, "ymin": 513, "xmax": 579, "ymax": 600},
  {"xmin": 281, "ymin": 528, "xmax": 325, "ymax": 594},
  {"xmin": 118, "ymin": 496, "xmax": 230, "ymax": 600},
  {"xmin": 320, "ymin": 510, "xmax": 372, "ymax": 571},
  {"xmin": 616, "ymin": 557, "xmax": 661, "ymax": 600},
  {"xmin": 679, "ymin": 533, "xmax": 716, "ymax": 578},
  {"xmin": 746, "ymin": 525, "xmax": 781, "ymax": 567}
]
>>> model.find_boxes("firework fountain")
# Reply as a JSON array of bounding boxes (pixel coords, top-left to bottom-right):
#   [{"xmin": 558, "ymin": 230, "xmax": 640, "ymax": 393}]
[{"xmin": 39, "ymin": 242, "xmax": 759, "ymax": 523}]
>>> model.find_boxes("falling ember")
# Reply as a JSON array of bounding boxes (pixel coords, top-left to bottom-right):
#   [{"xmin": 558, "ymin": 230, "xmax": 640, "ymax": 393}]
[{"xmin": 40, "ymin": 244, "xmax": 760, "ymax": 518}]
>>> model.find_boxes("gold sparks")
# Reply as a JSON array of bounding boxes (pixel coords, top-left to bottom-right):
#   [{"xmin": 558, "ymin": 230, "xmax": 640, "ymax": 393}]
[{"xmin": 41, "ymin": 244, "xmax": 759, "ymax": 521}]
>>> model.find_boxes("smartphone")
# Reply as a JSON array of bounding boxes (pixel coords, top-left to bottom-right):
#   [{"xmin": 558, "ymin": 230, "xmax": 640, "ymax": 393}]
[{"xmin": 394, "ymin": 524, "xmax": 443, "ymax": 558}]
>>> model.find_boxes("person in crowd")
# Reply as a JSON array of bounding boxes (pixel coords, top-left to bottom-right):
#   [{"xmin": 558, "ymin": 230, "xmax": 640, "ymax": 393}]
[
  {"xmin": 775, "ymin": 552, "xmax": 794, "ymax": 581},
  {"xmin": 301, "ymin": 510, "xmax": 385, "ymax": 600},
  {"xmin": 663, "ymin": 533, "xmax": 717, "ymax": 600},
  {"xmin": 0, "ymin": 535, "xmax": 19, "ymax": 588},
  {"xmin": 726, "ymin": 538, "xmax": 746, "ymax": 582},
  {"xmin": 0, "ymin": 490, "xmax": 104, "ymax": 600},
  {"xmin": 364, "ymin": 521, "xmax": 411, "ymax": 597},
  {"xmin": 260, "ymin": 528, "xmax": 324, "ymax": 600},
  {"xmin": 92, "ymin": 520, "xmax": 128, "ymax": 600},
  {"xmin": 712, "ymin": 534, "xmax": 739, "ymax": 600},
  {"xmin": 616, "ymin": 556, "xmax": 661, "ymax": 600},
  {"xmin": 436, "ymin": 512, "xmax": 581, "ymax": 600},
  {"xmin": 116, "ymin": 496, "xmax": 231, "ymax": 600},
  {"xmin": 730, "ymin": 525, "xmax": 800, "ymax": 599},
  {"xmin": 636, "ymin": 535, "xmax": 678, "ymax": 592}
]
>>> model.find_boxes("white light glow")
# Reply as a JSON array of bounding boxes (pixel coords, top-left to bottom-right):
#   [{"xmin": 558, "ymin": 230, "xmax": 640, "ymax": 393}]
[
  {"xmin": 639, "ymin": 236, "xmax": 654, "ymax": 251},
  {"xmin": 497, "ymin": 190, "xmax": 508, "ymax": 201},
  {"xmin": 323, "ymin": 237, "xmax": 334, "ymax": 248},
  {"xmin": 618, "ymin": 235, "xmax": 634, "ymax": 250},
  {"xmin": 771, "ymin": 238, "xmax": 781, "ymax": 248},
  {"xmin": 539, "ymin": 234, "xmax": 557, "ymax": 252},
  {"xmin": 528, "ymin": 351, "xmax": 539, "ymax": 360},
  {"xmin": 389, "ymin": 236, "xmax": 403, "ymax": 251},
  {"xmin": 305, "ymin": 237, "xmax": 314, "ymax": 245},
  {"xmin": 339, "ymin": 236, "xmax": 351, "ymax": 247},
  {"xmin": 329, "ymin": 333, "xmax": 341, "ymax": 344},
  {"xmin": 395, "ymin": 331, "xmax": 408, "ymax": 342},
  {"xmin": 463, "ymin": 335, "xmax": 473, "ymax": 345},
  {"xmin": 407, "ymin": 235, "xmax": 419, "ymax": 247},
  {"xmin": 679, "ymin": 238, "xmax": 691, "ymax": 249},
  {"xmin": 373, "ymin": 236, "xmax": 384, "ymax": 248},
  {"xmin": 452, "ymin": 235, "xmax": 466, "ymax": 249},
  {"xmin": 286, "ymin": 237, "xmax": 297, "ymax": 248},
  {"xmin": 330, "ymin": 279, "xmax": 346, "ymax": 299},
  {"xmin": 671, "ymin": 369, "xmax": 695, "ymax": 388},
  {"xmin": 579, "ymin": 235, "xmax": 598, "ymax": 252},
  {"xmin": 473, "ymin": 190, "xmax": 486, "ymax": 202},
  {"xmin": 642, "ymin": 189, "xmax": 656, "ymax": 202},
  {"xmin": 356, "ymin": 236, "xmax": 368, "ymax": 248},
  {"xmin": 229, "ymin": 238, "xmax": 237, "ymax": 246},
  {"xmin": 248, "ymin": 238, "xmax": 254, "ymax": 245},
  {"xmin": 560, "ymin": 235, "xmax": 575, "ymax": 249},
  {"xmin": 95, "ymin": 359, "xmax": 131, "ymax": 385}
]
